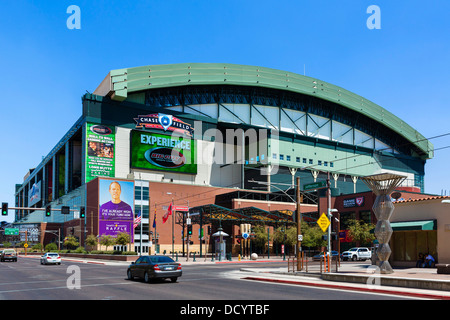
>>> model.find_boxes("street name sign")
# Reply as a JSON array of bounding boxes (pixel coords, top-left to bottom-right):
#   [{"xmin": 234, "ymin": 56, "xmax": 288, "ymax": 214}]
[{"xmin": 303, "ymin": 181, "xmax": 327, "ymax": 191}]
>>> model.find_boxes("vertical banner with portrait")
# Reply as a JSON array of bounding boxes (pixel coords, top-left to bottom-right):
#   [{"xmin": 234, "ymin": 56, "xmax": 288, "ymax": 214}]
[
  {"xmin": 86, "ymin": 123, "xmax": 115, "ymax": 183},
  {"xmin": 98, "ymin": 178, "xmax": 135, "ymax": 242}
]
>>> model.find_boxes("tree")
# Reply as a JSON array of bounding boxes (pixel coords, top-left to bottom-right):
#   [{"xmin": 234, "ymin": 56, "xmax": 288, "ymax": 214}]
[
  {"xmin": 273, "ymin": 221, "xmax": 326, "ymax": 255},
  {"xmin": 45, "ymin": 242, "xmax": 58, "ymax": 252},
  {"xmin": 115, "ymin": 232, "xmax": 130, "ymax": 249},
  {"xmin": 64, "ymin": 235, "xmax": 79, "ymax": 250},
  {"xmin": 301, "ymin": 222, "xmax": 327, "ymax": 249},
  {"xmin": 347, "ymin": 219, "xmax": 375, "ymax": 245},
  {"xmin": 252, "ymin": 225, "xmax": 268, "ymax": 250},
  {"xmin": 85, "ymin": 234, "xmax": 98, "ymax": 251},
  {"xmin": 99, "ymin": 235, "xmax": 115, "ymax": 251}
]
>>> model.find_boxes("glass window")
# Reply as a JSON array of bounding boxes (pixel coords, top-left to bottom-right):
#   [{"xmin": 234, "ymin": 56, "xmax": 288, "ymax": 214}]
[
  {"xmin": 134, "ymin": 205, "xmax": 149, "ymax": 218},
  {"xmin": 279, "ymin": 154, "xmax": 284, "ymax": 161},
  {"xmin": 340, "ymin": 212, "xmax": 356, "ymax": 230},
  {"xmin": 135, "ymin": 186, "xmax": 149, "ymax": 201},
  {"xmin": 405, "ymin": 232, "xmax": 416, "ymax": 261},
  {"xmin": 296, "ymin": 157, "xmax": 300, "ymax": 163},
  {"xmin": 286, "ymin": 155, "xmax": 291, "ymax": 161},
  {"xmin": 393, "ymin": 232, "xmax": 405, "ymax": 261},
  {"xmin": 360, "ymin": 211, "xmax": 372, "ymax": 224}
]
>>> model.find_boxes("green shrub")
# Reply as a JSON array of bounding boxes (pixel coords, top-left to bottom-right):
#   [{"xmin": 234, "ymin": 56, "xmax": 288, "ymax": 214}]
[{"xmin": 45, "ymin": 243, "xmax": 58, "ymax": 252}]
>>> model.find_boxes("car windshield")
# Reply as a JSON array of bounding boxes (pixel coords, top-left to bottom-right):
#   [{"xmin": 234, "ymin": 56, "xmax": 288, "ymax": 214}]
[
  {"xmin": 149, "ymin": 256, "xmax": 174, "ymax": 263},
  {"xmin": 348, "ymin": 248, "xmax": 357, "ymax": 251},
  {"xmin": 48, "ymin": 253, "xmax": 58, "ymax": 257}
]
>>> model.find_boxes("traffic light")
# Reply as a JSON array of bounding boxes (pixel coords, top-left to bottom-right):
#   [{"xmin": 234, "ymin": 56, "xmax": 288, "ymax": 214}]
[
  {"xmin": 80, "ymin": 206, "xmax": 85, "ymax": 219},
  {"xmin": 187, "ymin": 224, "xmax": 192, "ymax": 236},
  {"xmin": 1, "ymin": 203, "xmax": 8, "ymax": 216},
  {"xmin": 61, "ymin": 206, "xmax": 70, "ymax": 215},
  {"xmin": 45, "ymin": 204, "xmax": 51, "ymax": 217}
]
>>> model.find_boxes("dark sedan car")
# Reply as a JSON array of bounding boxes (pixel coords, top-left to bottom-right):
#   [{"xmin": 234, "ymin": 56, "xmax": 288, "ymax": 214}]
[{"xmin": 127, "ymin": 255, "xmax": 182, "ymax": 283}]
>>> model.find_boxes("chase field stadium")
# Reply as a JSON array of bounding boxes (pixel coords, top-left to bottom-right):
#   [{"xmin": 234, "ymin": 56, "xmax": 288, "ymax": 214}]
[{"xmin": 13, "ymin": 63, "xmax": 433, "ymax": 254}]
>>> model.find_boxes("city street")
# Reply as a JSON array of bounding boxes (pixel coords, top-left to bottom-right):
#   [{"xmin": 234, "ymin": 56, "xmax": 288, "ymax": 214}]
[{"xmin": 0, "ymin": 256, "xmax": 412, "ymax": 301}]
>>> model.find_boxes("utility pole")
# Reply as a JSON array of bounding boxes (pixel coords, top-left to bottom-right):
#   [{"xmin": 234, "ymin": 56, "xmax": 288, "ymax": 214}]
[{"xmin": 296, "ymin": 177, "xmax": 302, "ymax": 271}]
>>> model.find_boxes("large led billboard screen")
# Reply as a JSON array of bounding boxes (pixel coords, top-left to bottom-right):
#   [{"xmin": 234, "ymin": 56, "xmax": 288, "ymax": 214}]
[{"xmin": 130, "ymin": 130, "xmax": 197, "ymax": 174}]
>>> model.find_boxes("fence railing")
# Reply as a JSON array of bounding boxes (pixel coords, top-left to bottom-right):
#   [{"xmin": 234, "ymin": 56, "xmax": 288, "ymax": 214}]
[{"xmin": 288, "ymin": 254, "xmax": 339, "ymax": 273}]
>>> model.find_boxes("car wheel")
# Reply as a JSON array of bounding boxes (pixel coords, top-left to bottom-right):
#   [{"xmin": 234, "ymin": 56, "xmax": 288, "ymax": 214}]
[
  {"xmin": 352, "ymin": 255, "xmax": 357, "ymax": 261},
  {"xmin": 144, "ymin": 272, "xmax": 150, "ymax": 283},
  {"xmin": 127, "ymin": 269, "xmax": 134, "ymax": 280},
  {"xmin": 170, "ymin": 277, "xmax": 178, "ymax": 283}
]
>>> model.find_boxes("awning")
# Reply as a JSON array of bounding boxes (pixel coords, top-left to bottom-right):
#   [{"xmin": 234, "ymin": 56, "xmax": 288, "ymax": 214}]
[{"xmin": 391, "ymin": 220, "xmax": 436, "ymax": 231}]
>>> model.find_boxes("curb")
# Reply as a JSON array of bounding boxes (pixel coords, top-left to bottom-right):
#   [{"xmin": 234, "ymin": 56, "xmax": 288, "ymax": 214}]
[{"xmin": 242, "ymin": 276, "xmax": 450, "ymax": 300}]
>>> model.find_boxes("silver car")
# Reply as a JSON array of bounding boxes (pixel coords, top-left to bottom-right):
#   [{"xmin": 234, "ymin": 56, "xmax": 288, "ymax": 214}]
[
  {"xmin": 127, "ymin": 255, "xmax": 182, "ymax": 283},
  {"xmin": 40, "ymin": 252, "xmax": 61, "ymax": 265}
]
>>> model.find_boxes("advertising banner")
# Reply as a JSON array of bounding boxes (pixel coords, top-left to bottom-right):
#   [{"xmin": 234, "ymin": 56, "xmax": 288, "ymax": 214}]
[
  {"xmin": 28, "ymin": 181, "xmax": 41, "ymax": 207},
  {"xmin": 98, "ymin": 178, "xmax": 134, "ymax": 241},
  {"xmin": 130, "ymin": 130, "xmax": 197, "ymax": 174},
  {"xmin": 86, "ymin": 123, "xmax": 115, "ymax": 183}
]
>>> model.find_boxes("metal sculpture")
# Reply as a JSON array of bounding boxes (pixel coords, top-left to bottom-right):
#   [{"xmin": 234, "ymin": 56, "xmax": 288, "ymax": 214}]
[{"xmin": 361, "ymin": 173, "xmax": 406, "ymax": 274}]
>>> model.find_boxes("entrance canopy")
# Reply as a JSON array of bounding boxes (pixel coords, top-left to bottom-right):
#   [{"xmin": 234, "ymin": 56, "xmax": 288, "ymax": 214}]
[
  {"xmin": 185, "ymin": 204, "xmax": 296, "ymax": 226},
  {"xmin": 391, "ymin": 220, "xmax": 437, "ymax": 231}
]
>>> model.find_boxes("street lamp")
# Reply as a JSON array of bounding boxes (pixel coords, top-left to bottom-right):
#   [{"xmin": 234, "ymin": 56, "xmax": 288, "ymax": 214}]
[{"xmin": 327, "ymin": 208, "xmax": 338, "ymax": 261}]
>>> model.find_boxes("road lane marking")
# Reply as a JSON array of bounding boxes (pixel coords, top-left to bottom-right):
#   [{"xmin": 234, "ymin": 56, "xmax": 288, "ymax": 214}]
[{"xmin": 0, "ymin": 281, "xmax": 134, "ymax": 294}]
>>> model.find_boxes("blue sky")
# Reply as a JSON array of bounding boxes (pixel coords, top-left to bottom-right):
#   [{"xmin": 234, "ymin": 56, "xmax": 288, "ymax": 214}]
[{"xmin": 1, "ymin": 1, "xmax": 449, "ymax": 222}]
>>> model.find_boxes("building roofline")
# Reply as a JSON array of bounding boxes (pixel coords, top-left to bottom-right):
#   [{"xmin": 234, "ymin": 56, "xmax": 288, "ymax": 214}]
[{"xmin": 93, "ymin": 63, "xmax": 432, "ymax": 159}]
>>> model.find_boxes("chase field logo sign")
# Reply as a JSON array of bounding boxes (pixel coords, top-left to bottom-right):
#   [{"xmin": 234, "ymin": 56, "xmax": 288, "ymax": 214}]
[{"xmin": 134, "ymin": 113, "xmax": 194, "ymax": 137}]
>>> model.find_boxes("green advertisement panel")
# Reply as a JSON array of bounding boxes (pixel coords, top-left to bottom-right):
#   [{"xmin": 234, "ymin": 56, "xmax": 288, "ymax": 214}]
[
  {"xmin": 131, "ymin": 130, "xmax": 197, "ymax": 174},
  {"xmin": 86, "ymin": 123, "xmax": 116, "ymax": 182}
]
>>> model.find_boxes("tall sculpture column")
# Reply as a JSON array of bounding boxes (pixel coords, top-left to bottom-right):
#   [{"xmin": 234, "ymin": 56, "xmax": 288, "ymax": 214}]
[{"xmin": 361, "ymin": 173, "xmax": 406, "ymax": 274}]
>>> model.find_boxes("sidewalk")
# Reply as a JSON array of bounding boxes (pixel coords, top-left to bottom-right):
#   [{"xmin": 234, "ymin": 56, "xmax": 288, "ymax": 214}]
[{"xmin": 239, "ymin": 260, "xmax": 450, "ymax": 300}]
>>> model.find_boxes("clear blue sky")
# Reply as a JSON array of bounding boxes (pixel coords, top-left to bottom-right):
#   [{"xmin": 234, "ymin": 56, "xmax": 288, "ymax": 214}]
[{"xmin": 1, "ymin": 1, "xmax": 449, "ymax": 222}]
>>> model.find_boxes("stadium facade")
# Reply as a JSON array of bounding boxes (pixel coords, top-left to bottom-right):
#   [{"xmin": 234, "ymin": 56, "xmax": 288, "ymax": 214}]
[{"xmin": 13, "ymin": 63, "xmax": 433, "ymax": 254}]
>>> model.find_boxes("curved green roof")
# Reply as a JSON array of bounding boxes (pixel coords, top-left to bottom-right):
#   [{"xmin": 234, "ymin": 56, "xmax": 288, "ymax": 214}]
[{"xmin": 95, "ymin": 63, "xmax": 432, "ymax": 159}]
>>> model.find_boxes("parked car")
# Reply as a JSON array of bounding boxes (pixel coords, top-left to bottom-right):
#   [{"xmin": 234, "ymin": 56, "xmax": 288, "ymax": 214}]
[
  {"xmin": 40, "ymin": 252, "xmax": 61, "ymax": 265},
  {"xmin": 312, "ymin": 251, "xmax": 339, "ymax": 261},
  {"xmin": 1, "ymin": 249, "xmax": 17, "ymax": 262},
  {"xmin": 127, "ymin": 255, "xmax": 182, "ymax": 283},
  {"xmin": 341, "ymin": 247, "xmax": 372, "ymax": 261}
]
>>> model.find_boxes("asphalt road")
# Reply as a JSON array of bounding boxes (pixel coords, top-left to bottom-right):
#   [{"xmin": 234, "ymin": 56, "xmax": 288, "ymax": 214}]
[{"xmin": 0, "ymin": 256, "xmax": 411, "ymax": 302}]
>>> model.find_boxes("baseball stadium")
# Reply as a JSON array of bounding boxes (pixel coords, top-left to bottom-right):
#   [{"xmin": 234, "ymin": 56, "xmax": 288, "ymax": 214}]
[{"xmin": 12, "ymin": 63, "xmax": 433, "ymax": 257}]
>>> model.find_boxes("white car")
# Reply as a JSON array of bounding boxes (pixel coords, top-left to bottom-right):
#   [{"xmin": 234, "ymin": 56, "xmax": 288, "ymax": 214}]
[
  {"xmin": 341, "ymin": 247, "xmax": 372, "ymax": 261},
  {"xmin": 40, "ymin": 252, "xmax": 61, "ymax": 265}
]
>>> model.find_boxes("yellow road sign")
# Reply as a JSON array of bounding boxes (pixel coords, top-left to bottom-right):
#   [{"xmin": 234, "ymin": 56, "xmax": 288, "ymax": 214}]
[{"xmin": 317, "ymin": 213, "xmax": 330, "ymax": 232}]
